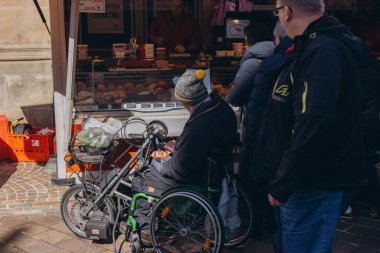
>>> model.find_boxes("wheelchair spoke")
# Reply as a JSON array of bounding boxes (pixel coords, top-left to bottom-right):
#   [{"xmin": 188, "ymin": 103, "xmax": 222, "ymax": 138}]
[
  {"xmin": 186, "ymin": 233, "xmax": 214, "ymax": 252},
  {"xmin": 157, "ymin": 218, "xmax": 181, "ymax": 231},
  {"xmin": 152, "ymin": 192, "xmax": 223, "ymax": 253},
  {"xmin": 166, "ymin": 199, "xmax": 185, "ymax": 227}
]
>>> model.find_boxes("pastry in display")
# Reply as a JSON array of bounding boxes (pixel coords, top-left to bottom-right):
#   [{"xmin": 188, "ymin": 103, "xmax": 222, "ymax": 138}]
[
  {"xmin": 77, "ymin": 81, "xmax": 87, "ymax": 92},
  {"xmin": 154, "ymin": 87, "xmax": 171, "ymax": 101},
  {"xmin": 156, "ymin": 80, "xmax": 169, "ymax": 89},
  {"xmin": 77, "ymin": 91, "xmax": 95, "ymax": 104},
  {"xmin": 124, "ymin": 82, "xmax": 135, "ymax": 92},
  {"xmin": 134, "ymin": 84, "xmax": 145, "ymax": 93},
  {"xmin": 106, "ymin": 83, "xmax": 117, "ymax": 92},
  {"xmin": 117, "ymin": 84, "xmax": 124, "ymax": 91},
  {"xmin": 147, "ymin": 83, "xmax": 157, "ymax": 92},
  {"xmin": 76, "ymin": 97, "xmax": 95, "ymax": 105},
  {"xmin": 96, "ymin": 84, "xmax": 106, "ymax": 92}
]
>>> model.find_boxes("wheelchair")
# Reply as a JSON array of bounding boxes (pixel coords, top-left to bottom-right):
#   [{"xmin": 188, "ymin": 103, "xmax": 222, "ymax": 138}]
[{"xmin": 60, "ymin": 118, "xmax": 253, "ymax": 253}]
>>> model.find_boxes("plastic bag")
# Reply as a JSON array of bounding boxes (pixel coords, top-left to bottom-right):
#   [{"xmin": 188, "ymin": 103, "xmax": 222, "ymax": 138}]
[
  {"xmin": 101, "ymin": 117, "xmax": 123, "ymax": 136},
  {"xmin": 217, "ymin": 177, "xmax": 241, "ymax": 241},
  {"xmin": 76, "ymin": 127, "xmax": 112, "ymax": 149},
  {"xmin": 82, "ymin": 117, "xmax": 123, "ymax": 136}
]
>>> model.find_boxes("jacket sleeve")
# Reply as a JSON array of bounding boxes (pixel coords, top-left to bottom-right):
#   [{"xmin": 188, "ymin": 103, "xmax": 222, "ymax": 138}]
[
  {"xmin": 226, "ymin": 58, "xmax": 261, "ymax": 106},
  {"xmin": 161, "ymin": 118, "xmax": 211, "ymax": 182},
  {"xmin": 247, "ymin": 56, "xmax": 282, "ymax": 127},
  {"xmin": 269, "ymin": 48, "xmax": 343, "ymax": 203}
]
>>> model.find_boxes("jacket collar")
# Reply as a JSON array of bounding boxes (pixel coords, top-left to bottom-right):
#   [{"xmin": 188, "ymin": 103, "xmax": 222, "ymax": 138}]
[{"xmin": 190, "ymin": 93, "xmax": 220, "ymax": 119}]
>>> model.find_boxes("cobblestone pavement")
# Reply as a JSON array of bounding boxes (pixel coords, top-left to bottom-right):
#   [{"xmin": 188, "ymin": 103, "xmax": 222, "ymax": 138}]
[
  {"xmin": 0, "ymin": 161, "xmax": 67, "ymax": 217},
  {"xmin": 0, "ymin": 161, "xmax": 379, "ymax": 252}
]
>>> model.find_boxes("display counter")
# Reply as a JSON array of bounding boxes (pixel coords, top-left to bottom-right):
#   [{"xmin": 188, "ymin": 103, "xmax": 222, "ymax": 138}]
[{"xmin": 73, "ymin": 57, "xmax": 240, "ymax": 136}]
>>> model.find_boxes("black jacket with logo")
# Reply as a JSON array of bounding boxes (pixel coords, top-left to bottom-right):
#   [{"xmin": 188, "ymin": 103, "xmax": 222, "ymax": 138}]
[
  {"xmin": 161, "ymin": 93, "xmax": 237, "ymax": 185},
  {"xmin": 256, "ymin": 15, "xmax": 366, "ymax": 203}
]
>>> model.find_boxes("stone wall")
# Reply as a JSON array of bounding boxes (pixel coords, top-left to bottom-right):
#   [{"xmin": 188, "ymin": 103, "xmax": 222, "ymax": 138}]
[{"xmin": 0, "ymin": 0, "xmax": 54, "ymax": 128}]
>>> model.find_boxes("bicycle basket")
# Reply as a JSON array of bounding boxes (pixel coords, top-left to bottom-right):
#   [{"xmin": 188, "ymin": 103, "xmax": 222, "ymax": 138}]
[{"xmin": 69, "ymin": 128, "xmax": 119, "ymax": 164}]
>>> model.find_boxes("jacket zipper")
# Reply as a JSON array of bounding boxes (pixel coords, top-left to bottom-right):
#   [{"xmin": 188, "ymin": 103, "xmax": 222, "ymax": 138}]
[{"xmin": 302, "ymin": 81, "xmax": 308, "ymax": 113}]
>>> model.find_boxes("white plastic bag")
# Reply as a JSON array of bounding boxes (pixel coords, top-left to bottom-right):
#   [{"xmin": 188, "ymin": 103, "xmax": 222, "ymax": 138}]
[
  {"xmin": 82, "ymin": 117, "xmax": 123, "ymax": 136},
  {"xmin": 101, "ymin": 117, "xmax": 123, "ymax": 136},
  {"xmin": 217, "ymin": 177, "xmax": 241, "ymax": 241},
  {"xmin": 76, "ymin": 127, "xmax": 112, "ymax": 149}
]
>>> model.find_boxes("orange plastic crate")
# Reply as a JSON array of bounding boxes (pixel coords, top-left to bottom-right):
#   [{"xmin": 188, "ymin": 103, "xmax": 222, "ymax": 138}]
[
  {"xmin": 8, "ymin": 129, "xmax": 54, "ymax": 151},
  {"xmin": 8, "ymin": 128, "xmax": 55, "ymax": 162},
  {"xmin": 0, "ymin": 115, "xmax": 9, "ymax": 160},
  {"xmin": 9, "ymin": 148, "xmax": 50, "ymax": 163}
]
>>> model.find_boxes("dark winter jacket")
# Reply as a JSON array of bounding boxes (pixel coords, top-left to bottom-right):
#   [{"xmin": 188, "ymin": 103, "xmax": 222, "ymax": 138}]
[
  {"xmin": 257, "ymin": 15, "xmax": 366, "ymax": 203},
  {"xmin": 161, "ymin": 93, "xmax": 237, "ymax": 185},
  {"xmin": 227, "ymin": 41, "xmax": 275, "ymax": 142},
  {"xmin": 245, "ymin": 37, "xmax": 293, "ymax": 152}
]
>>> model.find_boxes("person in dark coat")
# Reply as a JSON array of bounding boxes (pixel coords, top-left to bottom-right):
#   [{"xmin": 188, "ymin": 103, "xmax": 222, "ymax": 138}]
[
  {"xmin": 149, "ymin": 0, "xmax": 201, "ymax": 53},
  {"xmin": 158, "ymin": 70, "xmax": 237, "ymax": 186},
  {"xmin": 226, "ymin": 22, "xmax": 274, "ymax": 179},
  {"xmin": 131, "ymin": 69, "xmax": 237, "ymax": 238},
  {"xmin": 244, "ymin": 22, "xmax": 294, "ymax": 239},
  {"xmin": 261, "ymin": 1, "xmax": 366, "ymax": 252}
]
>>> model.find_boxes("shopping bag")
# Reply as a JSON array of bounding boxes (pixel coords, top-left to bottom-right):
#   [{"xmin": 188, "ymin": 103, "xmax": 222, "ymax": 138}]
[{"xmin": 217, "ymin": 177, "xmax": 241, "ymax": 241}]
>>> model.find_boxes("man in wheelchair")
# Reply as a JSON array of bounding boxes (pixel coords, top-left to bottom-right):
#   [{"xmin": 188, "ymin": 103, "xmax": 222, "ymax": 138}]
[{"xmin": 131, "ymin": 69, "xmax": 238, "ymax": 241}]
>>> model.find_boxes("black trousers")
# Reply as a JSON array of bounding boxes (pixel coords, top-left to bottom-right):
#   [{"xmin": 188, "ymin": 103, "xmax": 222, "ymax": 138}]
[{"xmin": 131, "ymin": 166, "xmax": 179, "ymax": 230}]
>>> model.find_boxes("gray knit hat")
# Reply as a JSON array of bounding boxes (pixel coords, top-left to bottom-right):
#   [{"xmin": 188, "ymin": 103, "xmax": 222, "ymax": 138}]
[{"xmin": 175, "ymin": 69, "xmax": 208, "ymax": 105}]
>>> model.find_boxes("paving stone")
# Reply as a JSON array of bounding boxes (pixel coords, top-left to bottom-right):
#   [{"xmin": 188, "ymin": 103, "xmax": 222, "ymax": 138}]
[
  {"xmin": 0, "ymin": 225, "xmax": 18, "ymax": 242},
  {"xmin": 56, "ymin": 238, "xmax": 107, "ymax": 253},
  {"xmin": 0, "ymin": 216, "xmax": 32, "ymax": 229},
  {"xmin": 19, "ymin": 240, "xmax": 60, "ymax": 253},
  {"xmin": 332, "ymin": 240, "xmax": 360, "ymax": 253},
  {"xmin": 4, "ymin": 231, "xmax": 39, "ymax": 247},
  {"xmin": 347, "ymin": 224, "xmax": 380, "ymax": 239},
  {"xmin": 27, "ymin": 215, "xmax": 61, "ymax": 226},
  {"xmin": 337, "ymin": 221, "xmax": 355, "ymax": 231},
  {"xmin": 46, "ymin": 221, "xmax": 73, "ymax": 235},
  {"xmin": 44, "ymin": 250, "xmax": 72, "ymax": 253},
  {"xmin": 19, "ymin": 224, "xmax": 51, "ymax": 236},
  {"xmin": 351, "ymin": 217, "xmax": 380, "ymax": 229},
  {"xmin": 0, "ymin": 241, "xmax": 25, "ymax": 253},
  {"xmin": 35, "ymin": 229, "xmax": 73, "ymax": 244}
]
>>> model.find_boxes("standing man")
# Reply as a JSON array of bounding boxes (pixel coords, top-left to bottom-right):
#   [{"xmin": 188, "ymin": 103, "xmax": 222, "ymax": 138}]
[
  {"xmin": 258, "ymin": 1, "xmax": 366, "ymax": 252},
  {"xmin": 149, "ymin": 0, "xmax": 201, "ymax": 53}
]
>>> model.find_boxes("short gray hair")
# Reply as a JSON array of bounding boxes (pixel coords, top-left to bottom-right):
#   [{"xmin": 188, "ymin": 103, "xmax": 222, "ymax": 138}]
[
  {"xmin": 281, "ymin": 0, "xmax": 325, "ymax": 14},
  {"xmin": 273, "ymin": 21, "xmax": 287, "ymax": 39}
]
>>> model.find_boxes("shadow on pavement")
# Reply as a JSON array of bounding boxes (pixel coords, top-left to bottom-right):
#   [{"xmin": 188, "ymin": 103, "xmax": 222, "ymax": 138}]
[{"xmin": 0, "ymin": 162, "xmax": 17, "ymax": 188}]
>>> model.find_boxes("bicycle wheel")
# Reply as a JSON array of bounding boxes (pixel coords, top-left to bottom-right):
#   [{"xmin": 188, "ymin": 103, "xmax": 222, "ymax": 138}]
[
  {"xmin": 150, "ymin": 189, "xmax": 224, "ymax": 253},
  {"xmin": 60, "ymin": 184, "xmax": 116, "ymax": 239},
  {"xmin": 224, "ymin": 183, "xmax": 254, "ymax": 248}
]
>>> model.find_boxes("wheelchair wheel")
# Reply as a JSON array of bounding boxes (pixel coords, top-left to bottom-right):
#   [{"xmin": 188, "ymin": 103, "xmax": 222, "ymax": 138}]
[
  {"xmin": 150, "ymin": 189, "xmax": 224, "ymax": 253},
  {"xmin": 224, "ymin": 183, "xmax": 254, "ymax": 248}
]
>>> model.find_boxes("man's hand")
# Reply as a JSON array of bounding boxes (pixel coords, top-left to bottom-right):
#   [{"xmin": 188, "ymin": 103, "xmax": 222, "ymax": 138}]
[
  {"xmin": 164, "ymin": 140, "xmax": 176, "ymax": 152},
  {"xmin": 156, "ymin": 36, "xmax": 166, "ymax": 45},
  {"xmin": 268, "ymin": 193, "xmax": 283, "ymax": 207},
  {"xmin": 174, "ymin": 44, "xmax": 186, "ymax": 53}
]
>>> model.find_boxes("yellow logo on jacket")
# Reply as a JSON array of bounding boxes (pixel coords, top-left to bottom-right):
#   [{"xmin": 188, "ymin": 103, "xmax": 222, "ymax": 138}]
[{"xmin": 274, "ymin": 85, "xmax": 290, "ymax": 97}]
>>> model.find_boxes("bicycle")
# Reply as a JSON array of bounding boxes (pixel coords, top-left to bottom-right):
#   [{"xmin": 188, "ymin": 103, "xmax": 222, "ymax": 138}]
[{"xmin": 60, "ymin": 118, "xmax": 254, "ymax": 253}]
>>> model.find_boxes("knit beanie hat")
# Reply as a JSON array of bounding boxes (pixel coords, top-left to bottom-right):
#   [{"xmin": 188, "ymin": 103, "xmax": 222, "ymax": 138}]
[{"xmin": 175, "ymin": 69, "xmax": 208, "ymax": 105}]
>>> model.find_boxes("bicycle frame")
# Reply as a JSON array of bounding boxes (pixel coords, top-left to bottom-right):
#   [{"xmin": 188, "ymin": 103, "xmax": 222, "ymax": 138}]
[{"xmin": 80, "ymin": 137, "xmax": 153, "ymax": 217}]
